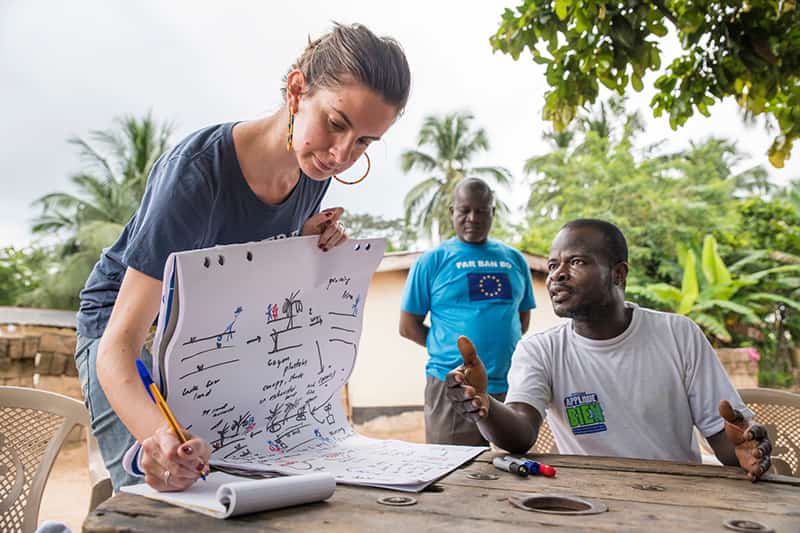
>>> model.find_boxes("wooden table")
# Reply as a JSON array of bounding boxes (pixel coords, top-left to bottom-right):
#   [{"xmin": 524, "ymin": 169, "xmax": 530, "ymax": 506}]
[{"xmin": 84, "ymin": 452, "xmax": 800, "ymax": 532}]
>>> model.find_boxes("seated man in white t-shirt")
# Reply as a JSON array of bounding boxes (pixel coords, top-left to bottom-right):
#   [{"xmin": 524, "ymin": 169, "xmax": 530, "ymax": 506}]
[{"xmin": 446, "ymin": 219, "xmax": 772, "ymax": 481}]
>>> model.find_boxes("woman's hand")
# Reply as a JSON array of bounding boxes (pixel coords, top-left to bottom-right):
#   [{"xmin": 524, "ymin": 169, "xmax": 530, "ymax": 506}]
[
  {"xmin": 302, "ymin": 207, "xmax": 348, "ymax": 251},
  {"xmin": 140, "ymin": 425, "xmax": 211, "ymax": 492}
]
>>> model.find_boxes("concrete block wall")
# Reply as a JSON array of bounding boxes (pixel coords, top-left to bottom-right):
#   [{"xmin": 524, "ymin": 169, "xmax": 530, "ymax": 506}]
[
  {"xmin": 0, "ymin": 325, "xmax": 79, "ymax": 391},
  {"xmin": 715, "ymin": 348, "xmax": 759, "ymax": 389}
]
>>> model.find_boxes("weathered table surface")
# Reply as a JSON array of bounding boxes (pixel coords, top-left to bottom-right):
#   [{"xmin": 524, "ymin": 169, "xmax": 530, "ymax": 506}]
[{"xmin": 83, "ymin": 452, "xmax": 800, "ymax": 532}]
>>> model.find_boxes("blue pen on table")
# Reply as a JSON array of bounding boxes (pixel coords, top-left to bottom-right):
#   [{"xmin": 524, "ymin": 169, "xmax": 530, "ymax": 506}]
[
  {"xmin": 492, "ymin": 456, "xmax": 528, "ymax": 477},
  {"xmin": 135, "ymin": 360, "xmax": 207, "ymax": 481}
]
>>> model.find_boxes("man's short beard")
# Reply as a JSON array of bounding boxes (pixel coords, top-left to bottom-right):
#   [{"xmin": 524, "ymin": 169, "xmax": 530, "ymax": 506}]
[
  {"xmin": 558, "ymin": 303, "xmax": 599, "ymax": 320},
  {"xmin": 559, "ymin": 276, "xmax": 620, "ymax": 320},
  {"xmin": 558, "ymin": 299, "xmax": 616, "ymax": 321}
]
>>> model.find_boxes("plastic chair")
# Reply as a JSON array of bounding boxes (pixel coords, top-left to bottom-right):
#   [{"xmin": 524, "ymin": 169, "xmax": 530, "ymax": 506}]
[
  {"xmin": 739, "ymin": 387, "xmax": 800, "ymax": 477},
  {"xmin": 0, "ymin": 386, "xmax": 111, "ymax": 532},
  {"xmin": 529, "ymin": 417, "xmax": 559, "ymax": 454}
]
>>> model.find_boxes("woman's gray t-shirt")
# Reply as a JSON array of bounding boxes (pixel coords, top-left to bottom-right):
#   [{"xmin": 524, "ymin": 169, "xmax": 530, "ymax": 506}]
[{"xmin": 77, "ymin": 122, "xmax": 330, "ymax": 338}]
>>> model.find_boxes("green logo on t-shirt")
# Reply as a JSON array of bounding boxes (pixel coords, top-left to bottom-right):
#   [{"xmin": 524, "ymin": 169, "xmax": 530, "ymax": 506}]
[{"xmin": 564, "ymin": 392, "xmax": 607, "ymax": 435}]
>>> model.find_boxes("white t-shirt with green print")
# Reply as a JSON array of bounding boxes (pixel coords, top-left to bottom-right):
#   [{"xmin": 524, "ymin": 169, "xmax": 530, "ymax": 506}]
[{"xmin": 505, "ymin": 303, "xmax": 753, "ymax": 462}]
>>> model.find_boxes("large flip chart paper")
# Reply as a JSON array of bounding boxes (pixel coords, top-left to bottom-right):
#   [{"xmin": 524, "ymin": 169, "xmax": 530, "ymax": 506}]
[{"xmin": 151, "ymin": 236, "xmax": 484, "ymax": 492}]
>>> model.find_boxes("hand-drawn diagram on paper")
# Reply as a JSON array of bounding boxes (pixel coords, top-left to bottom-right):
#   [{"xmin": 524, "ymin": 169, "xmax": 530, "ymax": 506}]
[{"xmin": 152, "ymin": 237, "xmax": 485, "ymax": 491}]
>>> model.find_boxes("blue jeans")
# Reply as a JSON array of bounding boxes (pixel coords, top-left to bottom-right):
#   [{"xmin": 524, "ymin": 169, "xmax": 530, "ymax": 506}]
[{"xmin": 75, "ymin": 335, "xmax": 153, "ymax": 490}]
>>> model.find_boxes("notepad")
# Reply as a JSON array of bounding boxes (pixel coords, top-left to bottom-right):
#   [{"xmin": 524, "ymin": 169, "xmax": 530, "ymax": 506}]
[
  {"xmin": 147, "ymin": 236, "xmax": 486, "ymax": 492},
  {"xmin": 121, "ymin": 471, "xmax": 335, "ymax": 519}
]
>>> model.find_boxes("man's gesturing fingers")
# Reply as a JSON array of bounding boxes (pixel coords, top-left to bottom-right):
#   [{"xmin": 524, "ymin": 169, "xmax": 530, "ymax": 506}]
[
  {"xmin": 445, "ymin": 381, "xmax": 488, "ymax": 421},
  {"xmin": 446, "ymin": 336, "xmax": 490, "ymax": 421},
  {"xmin": 457, "ymin": 336, "xmax": 479, "ymax": 367},
  {"xmin": 719, "ymin": 400, "xmax": 748, "ymax": 445},
  {"xmin": 457, "ymin": 336, "xmax": 489, "ymax": 392},
  {"xmin": 719, "ymin": 400, "xmax": 773, "ymax": 481}
]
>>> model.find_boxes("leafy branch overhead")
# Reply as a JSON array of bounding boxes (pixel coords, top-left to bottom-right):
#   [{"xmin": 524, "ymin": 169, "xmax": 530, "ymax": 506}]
[{"xmin": 491, "ymin": 0, "xmax": 800, "ymax": 167}]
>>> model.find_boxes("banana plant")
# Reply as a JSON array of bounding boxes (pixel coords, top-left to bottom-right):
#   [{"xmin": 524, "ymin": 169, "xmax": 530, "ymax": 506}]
[{"xmin": 629, "ymin": 236, "xmax": 800, "ymax": 344}]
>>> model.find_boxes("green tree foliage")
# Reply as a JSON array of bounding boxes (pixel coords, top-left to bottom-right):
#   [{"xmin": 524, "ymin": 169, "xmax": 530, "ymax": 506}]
[
  {"xmin": 17, "ymin": 223, "xmax": 125, "ymax": 310},
  {"xmin": 732, "ymin": 197, "xmax": 800, "ymax": 255},
  {"xmin": 26, "ymin": 114, "xmax": 172, "ymax": 309},
  {"xmin": 521, "ymin": 98, "xmax": 799, "ymax": 385},
  {"xmin": 785, "ymin": 178, "xmax": 800, "ymax": 216},
  {"xmin": 630, "ymin": 236, "xmax": 800, "ymax": 386},
  {"xmin": 520, "ymin": 98, "xmax": 761, "ymax": 285},
  {"xmin": 722, "ymin": 197, "xmax": 800, "ymax": 385},
  {"xmin": 401, "ymin": 112, "xmax": 512, "ymax": 242},
  {"xmin": 0, "ymin": 247, "xmax": 46, "ymax": 306},
  {"xmin": 491, "ymin": 0, "xmax": 800, "ymax": 167},
  {"xmin": 630, "ymin": 235, "xmax": 800, "ymax": 343},
  {"xmin": 339, "ymin": 212, "xmax": 417, "ymax": 252},
  {"xmin": 32, "ymin": 113, "xmax": 172, "ymax": 244}
]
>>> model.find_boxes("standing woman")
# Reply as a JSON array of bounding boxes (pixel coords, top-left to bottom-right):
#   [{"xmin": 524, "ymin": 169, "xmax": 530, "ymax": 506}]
[{"xmin": 75, "ymin": 23, "xmax": 411, "ymax": 492}]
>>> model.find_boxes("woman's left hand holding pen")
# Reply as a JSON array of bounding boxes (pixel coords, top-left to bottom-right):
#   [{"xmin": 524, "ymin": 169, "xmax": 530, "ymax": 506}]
[{"xmin": 140, "ymin": 424, "xmax": 211, "ymax": 492}]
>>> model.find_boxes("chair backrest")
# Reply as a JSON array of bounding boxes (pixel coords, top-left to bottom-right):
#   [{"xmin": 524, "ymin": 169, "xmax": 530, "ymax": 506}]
[
  {"xmin": 0, "ymin": 386, "xmax": 88, "ymax": 533},
  {"xmin": 739, "ymin": 387, "xmax": 800, "ymax": 477},
  {"xmin": 530, "ymin": 417, "xmax": 559, "ymax": 454}
]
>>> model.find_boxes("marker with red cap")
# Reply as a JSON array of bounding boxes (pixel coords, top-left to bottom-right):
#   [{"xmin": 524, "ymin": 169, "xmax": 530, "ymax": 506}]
[{"xmin": 506, "ymin": 455, "xmax": 556, "ymax": 477}]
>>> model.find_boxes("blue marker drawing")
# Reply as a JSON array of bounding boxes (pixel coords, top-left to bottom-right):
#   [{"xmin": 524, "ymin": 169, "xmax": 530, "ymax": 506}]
[
  {"xmin": 314, "ymin": 429, "xmax": 331, "ymax": 444},
  {"xmin": 217, "ymin": 306, "xmax": 243, "ymax": 347}
]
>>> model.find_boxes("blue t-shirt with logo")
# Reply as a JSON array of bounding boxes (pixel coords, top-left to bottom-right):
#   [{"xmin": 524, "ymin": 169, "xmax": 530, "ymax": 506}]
[
  {"xmin": 77, "ymin": 122, "xmax": 330, "ymax": 338},
  {"xmin": 401, "ymin": 238, "xmax": 536, "ymax": 393}
]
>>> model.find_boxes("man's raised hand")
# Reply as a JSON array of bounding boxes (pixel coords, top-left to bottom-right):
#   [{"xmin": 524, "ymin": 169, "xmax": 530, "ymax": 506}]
[
  {"xmin": 719, "ymin": 400, "xmax": 772, "ymax": 482},
  {"xmin": 445, "ymin": 336, "xmax": 490, "ymax": 422}
]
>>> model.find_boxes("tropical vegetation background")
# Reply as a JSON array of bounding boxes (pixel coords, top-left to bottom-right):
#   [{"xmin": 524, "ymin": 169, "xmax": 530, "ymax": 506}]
[
  {"xmin": 3, "ymin": 96, "xmax": 798, "ymax": 388},
  {"xmin": 2, "ymin": 0, "xmax": 798, "ymax": 387}
]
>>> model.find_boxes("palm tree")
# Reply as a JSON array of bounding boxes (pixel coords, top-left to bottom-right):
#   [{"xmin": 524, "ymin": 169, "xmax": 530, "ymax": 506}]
[
  {"xmin": 32, "ymin": 113, "xmax": 172, "ymax": 244},
  {"xmin": 26, "ymin": 113, "xmax": 172, "ymax": 309},
  {"xmin": 401, "ymin": 112, "xmax": 512, "ymax": 242}
]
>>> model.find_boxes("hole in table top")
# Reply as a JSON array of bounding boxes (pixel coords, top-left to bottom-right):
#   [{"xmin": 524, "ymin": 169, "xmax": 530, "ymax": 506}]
[
  {"xmin": 723, "ymin": 519, "xmax": 774, "ymax": 532},
  {"xmin": 510, "ymin": 494, "xmax": 608, "ymax": 515},
  {"xmin": 377, "ymin": 496, "xmax": 417, "ymax": 507}
]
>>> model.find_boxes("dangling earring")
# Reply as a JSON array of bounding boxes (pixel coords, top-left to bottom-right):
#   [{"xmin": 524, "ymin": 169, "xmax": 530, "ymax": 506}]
[
  {"xmin": 286, "ymin": 107, "xmax": 295, "ymax": 152},
  {"xmin": 333, "ymin": 153, "xmax": 371, "ymax": 185}
]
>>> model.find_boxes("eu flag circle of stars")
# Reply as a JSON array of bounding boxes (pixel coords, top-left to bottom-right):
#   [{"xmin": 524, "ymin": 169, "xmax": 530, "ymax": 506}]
[{"xmin": 478, "ymin": 274, "xmax": 503, "ymax": 297}]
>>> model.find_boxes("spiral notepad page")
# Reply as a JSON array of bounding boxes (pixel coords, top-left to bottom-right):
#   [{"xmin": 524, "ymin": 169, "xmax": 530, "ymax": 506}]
[
  {"xmin": 151, "ymin": 236, "xmax": 485, "ymax": 492},
  {"xmin": 121, "ymin": 471, "xmax": 335, "ymax": 519}
]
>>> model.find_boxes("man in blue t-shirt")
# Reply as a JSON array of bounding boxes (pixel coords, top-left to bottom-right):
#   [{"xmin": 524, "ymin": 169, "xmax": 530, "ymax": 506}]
[{"xmin": 399, "ymin": 177, "xmax": 536, "ymax": 445}]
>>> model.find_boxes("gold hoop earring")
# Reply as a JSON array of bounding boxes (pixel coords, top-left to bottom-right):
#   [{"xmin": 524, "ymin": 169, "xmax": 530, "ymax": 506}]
[
  {"xmin": 286, "ymin": 108, "xmax": 295, "ymax": 152},
  {"xmin": 333, "ymin": 153, "xmax": 371, "ymax": 185}
]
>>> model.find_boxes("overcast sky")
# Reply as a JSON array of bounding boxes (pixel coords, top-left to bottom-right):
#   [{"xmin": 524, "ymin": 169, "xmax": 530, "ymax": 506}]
[{"xmin": 1, "ymin": 0, "xmax": 796, "ymax": 249}]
